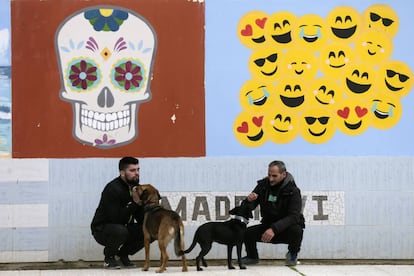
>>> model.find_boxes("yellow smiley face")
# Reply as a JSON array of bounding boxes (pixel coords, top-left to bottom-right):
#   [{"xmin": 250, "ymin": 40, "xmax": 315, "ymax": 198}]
[
  {"xmin": 355, "ymin": 30, "xmax": 393, "ymax": 64},
  {"xmin": 362, "ymin": 4, "xmax": 399, "ymax": 37},
  {"xmin": 248, "ymin": 47, "xmax": 281, "ymax": 82},
  {"xmin": 239, "ymin": 79, "xmax": 276, "ymax": 113},
  {"xmin": 342, "ymin": 62, "xmax": 376, "ymax": 99},
  {"xmin": 275, "ymin": 77, "xmax": 307, "ymax": 111},
  {"xmin": 237, "ymin": 11, "xmax": 269, "ymax": 49},
  {"xmin": 264, "ymin": 11, "xmax": 297, "ymax": 50},
  {"xmin": 326, "ymin": 6, "xmax": 362, "ymax": 42},
  {"xmin": 369, "ymin": 93, "xmax": 402, "ymax": 130},
  {"xmin": 264, "ymin": 107, "xmax": 299, "ymax": 144},
  {"xmin": 319, "ymin": 42, "xmax": 355, "ymax": 79},
  {"xmin": 299, "ymin": 107, "xmax": 336, "ymax": 144},
  {"xmin": 233, "ymin": 111, "xmax": 267, "ymax": 147},
  {"xmin": 376, "ymin": 60, "xmax": 414, "ymax": 98},
  {"xmin": 292, "ymin": 14, "xmax": 328, "ymax": 51},
  {"xmin": 280, "ymin": 47, "xmax": 318, "ymax": 80},
  {"xmin": 334, "ymin": 98, "xmax": 372, "ymax": 135},
  {"xmin": 309, "ymin": 77, "xmax": 344, "ymax": 108}
]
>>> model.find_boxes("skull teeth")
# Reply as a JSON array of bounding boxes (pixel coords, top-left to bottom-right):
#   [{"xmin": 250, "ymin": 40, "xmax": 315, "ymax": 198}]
[{"xmin": 81, "ymin": 107, "xmax": 131, "ymax": 131}]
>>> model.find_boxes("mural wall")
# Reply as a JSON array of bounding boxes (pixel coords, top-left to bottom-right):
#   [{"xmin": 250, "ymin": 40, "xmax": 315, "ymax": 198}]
[
  {"xmin": 3, "ymin": 0, "xmax": 413, "ymax": 158},
  {"xmin": 206, "ymin": 0, "xmax": 414, "ymax": 156},
  {"xmin": 11, "ymin": 0, "xmax": 205, "ymax": 158}
]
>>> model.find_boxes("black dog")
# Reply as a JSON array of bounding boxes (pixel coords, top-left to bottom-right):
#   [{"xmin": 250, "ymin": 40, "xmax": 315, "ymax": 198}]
[{"xmin": 183, "ymin": 203, "xmax": 253, "ymax": 271}]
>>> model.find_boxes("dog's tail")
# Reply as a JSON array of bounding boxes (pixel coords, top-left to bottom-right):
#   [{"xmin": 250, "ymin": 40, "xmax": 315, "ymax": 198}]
[
  {"xmin": 181, "ymin": 229, "xmax": 199, "ymax": 255},
  {"xmin": 175, "ymin": 221, "xmax": 186, "ymax": 256}
]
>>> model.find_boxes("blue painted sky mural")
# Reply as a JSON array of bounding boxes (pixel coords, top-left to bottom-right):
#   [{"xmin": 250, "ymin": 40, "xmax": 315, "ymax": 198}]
[{"xmin": 0, "ymin": 0, "xmax": 11, "ymax": 156}]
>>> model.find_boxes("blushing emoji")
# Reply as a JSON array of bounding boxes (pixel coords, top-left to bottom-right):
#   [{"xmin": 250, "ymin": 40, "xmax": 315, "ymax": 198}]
[
  {"xmin": 292, "ymin": 14, "xmax": 328, "ymax": 51},
  {"xmin": 343, "ymin": 62, "xmax": 375, "ymax": 99},
  {"xmin": 248, "ymin": 47, "xmax": 281, "ymax": 82},
  {"xmin": 376, "ymin": 60, "xmax": 413, "ymax": 98},
  {"xmin": 326, "ymin": 6, "xmax": 361, "ymax": 42},
  {"xmin": 369, "ymin": 92, "xmax": 402, "ymax": 130},
  {"xmin": 299, "ymin": 107, "xmax": 336, "ymax": 144},
  {"xmin": 355, "ymin": 30, "xmax": 393, "ymax": 64},
  {"xmin": 280, "ymin": 47, "xmax": 318, "ymax": 80},
  {"xmin": 319, "ymin": 42, "xmax": 355, "ymax": 79},
  {"xmin": 309, "ymin": 77, "xmax": 343, "ymax": 108},
  {"xmin": 264, "ymin": 11, "xmax": 297, "ymax": 50},
  {"xmin": 238, "ymin": 11, "xmax": 269, "ymax": 49},
  {"xmin": 233, "ymin": 111, "xmax": 267, "ymax": 147},
  {"xmin": 362, "ymin": 4, "xmax": 399, "ymax": 37},
  {"xmin": 239, "ymin": 79, "xmax": 276, "ymax": 113},
  {"xmin": 264, "ymin": 107, "xmax": 299, "ymax": 144},
  {"xmin": 334, "ymin": 98, "xmax": 372, "ymax": 135},
  {"xmin": 275, "ymin": 77, "xmax": 307, "ymax": 111}
]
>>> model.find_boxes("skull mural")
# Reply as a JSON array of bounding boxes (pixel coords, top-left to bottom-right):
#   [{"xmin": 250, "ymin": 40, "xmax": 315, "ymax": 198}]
[{"xmin": 55, "ymin": 7, "xmax": 157, "ymax": 148}]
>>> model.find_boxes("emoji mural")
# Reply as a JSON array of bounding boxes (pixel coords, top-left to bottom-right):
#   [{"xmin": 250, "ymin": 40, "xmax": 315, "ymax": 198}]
[{"xmin": 234, "ymin": 4, "xmax": 413, "ymax": 146}]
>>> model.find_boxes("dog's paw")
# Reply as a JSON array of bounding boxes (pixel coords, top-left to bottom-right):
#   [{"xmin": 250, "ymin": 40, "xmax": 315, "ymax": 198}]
[
  {"xmin": 142, "ymin": 267, "xmax": 149, "ymax": 271},
  {"xmin": 229, "ymin": 266, "xmax": 236, "ymax": 270},
  {"xmin": 240, "ymin": 265, "xmax": 247, "ymax": 270},
  {"xmin": 197, "ymin": 267, "xmax": 203, "ymax": 271}
]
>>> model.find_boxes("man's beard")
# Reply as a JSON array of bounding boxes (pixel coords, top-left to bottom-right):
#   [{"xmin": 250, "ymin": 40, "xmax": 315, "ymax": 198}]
[{"xmin": 126, "ymin": 176, "xmax": 140, "ymax": 186}]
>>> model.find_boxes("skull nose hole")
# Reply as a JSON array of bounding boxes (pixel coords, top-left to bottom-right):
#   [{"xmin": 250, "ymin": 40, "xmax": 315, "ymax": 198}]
[{"xmin": 98, "ymin": 87, "xmax": 114, "ymax": 108}]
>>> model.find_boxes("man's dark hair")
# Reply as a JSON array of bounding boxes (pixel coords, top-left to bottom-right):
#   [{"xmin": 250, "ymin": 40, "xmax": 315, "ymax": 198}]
[
  {"xmin": 119, "ymin": 156, "xmax": 139, "ymax": 171},
  {"xmin": 268, "ymin": 160, "xmax": 286, "ymax": 172}
]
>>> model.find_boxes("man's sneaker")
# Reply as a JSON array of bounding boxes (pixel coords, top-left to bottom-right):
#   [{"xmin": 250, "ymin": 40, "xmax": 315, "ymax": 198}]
[
  {"xmin": 118, "ymin": 255, "xmax": 136, "ymax": 268},
  {"xmin": 104, "ymin": 256, "xmax": 121, "ymax": 269},
  {"xmin": 241, "ymin": 256, "xmax": 259, "ymax": 265},
  {"xmin": 285, "ymin": 251, "xmax": 298, "ymax": 266}
]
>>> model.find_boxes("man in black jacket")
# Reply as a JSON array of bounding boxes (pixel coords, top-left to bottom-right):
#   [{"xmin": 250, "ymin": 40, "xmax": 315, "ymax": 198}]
[
  {"xmin": 91, "ymin": 156, "xmax": 146, "ymax": 269},
  {"xmin": 241, "ymin": 160, "xmax": 305, "ymax": 266}
]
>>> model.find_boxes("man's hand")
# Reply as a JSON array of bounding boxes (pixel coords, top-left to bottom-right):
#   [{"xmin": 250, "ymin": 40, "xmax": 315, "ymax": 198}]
[
  {"xmin": 131, "ymin": 186, "xmax": 142, "ymax": 205},
  {"xmin": 247, "ymin": 192, "xmax": 258, "ymax": 202},
  {"xmin": 261, "ymin": 228, "xmax": 275, "ymax": 243}
]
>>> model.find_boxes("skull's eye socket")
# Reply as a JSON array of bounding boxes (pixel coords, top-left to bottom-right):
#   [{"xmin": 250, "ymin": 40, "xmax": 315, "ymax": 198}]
[
  {"xmin": 112, "ymin": 59, "xmax": 145, "ymax": 92},
  {"xmin": 67, "ymin": 59, "xmax": 100, "ymax": 91}
]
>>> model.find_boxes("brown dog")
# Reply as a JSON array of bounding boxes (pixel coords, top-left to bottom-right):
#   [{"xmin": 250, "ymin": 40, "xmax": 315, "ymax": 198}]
[{"xmin": 138, "ymin": 184, "xmax": 188, "ymax": 273}]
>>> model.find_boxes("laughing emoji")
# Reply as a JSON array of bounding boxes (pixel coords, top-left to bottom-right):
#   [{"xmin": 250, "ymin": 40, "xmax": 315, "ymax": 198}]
[{"xmin": 326, "ymin": 6, "xmax": 361, "ymax": 42}]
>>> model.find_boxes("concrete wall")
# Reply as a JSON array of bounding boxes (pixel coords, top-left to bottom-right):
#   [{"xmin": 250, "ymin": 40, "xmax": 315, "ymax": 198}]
[{"xmin": 1, "ymin": 156, "xmax": 413, "ymax": 262}]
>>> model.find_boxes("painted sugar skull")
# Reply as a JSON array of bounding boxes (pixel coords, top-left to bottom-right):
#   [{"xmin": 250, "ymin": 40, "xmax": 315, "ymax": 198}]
[{"xmin": 55, "ymin": 7, "xmax": 157, "ymax": 148}]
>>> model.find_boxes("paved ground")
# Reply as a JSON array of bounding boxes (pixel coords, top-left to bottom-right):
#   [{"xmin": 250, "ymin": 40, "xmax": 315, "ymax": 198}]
[
  {"xmin": 0, "ymin": 260, "xmax": 413, "ymax": 276},
  {"xmin": 1, "ymin": 265, "xmax": 414, "ymax": 276}
]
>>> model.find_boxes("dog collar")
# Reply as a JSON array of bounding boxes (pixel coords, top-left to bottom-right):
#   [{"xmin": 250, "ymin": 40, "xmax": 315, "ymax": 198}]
[{"xmin": 234, "ymin": 215, "xmax": 249, "ymax": 224}]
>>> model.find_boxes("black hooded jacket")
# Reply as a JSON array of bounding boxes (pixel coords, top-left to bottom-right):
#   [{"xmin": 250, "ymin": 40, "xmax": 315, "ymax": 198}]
[
  {"xmin": 245, "ymin": 172, "xmax": 305, "ymax": 234},
  {"xmin": 91, "ymin": 176, "xmax": 144, "ymax": 233}
]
